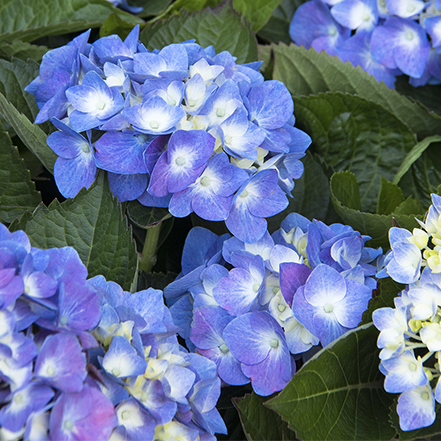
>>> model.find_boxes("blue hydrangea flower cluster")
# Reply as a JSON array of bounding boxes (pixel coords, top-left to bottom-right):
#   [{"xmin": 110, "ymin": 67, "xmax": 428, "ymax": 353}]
[
  {"xmin": 0, "ymin": 223, "xmax": 225, "ymax": 440},
  {"xmin": 374, "ymin": 194, "xmax": 441, "ymax": 431},
  {"xmin": 289, "ymin": 0, "xmax": 441, "ymax": 88},
  {"xmin": 163, "ymin": 212, "xmax": 382, "ymax": 396},
  {"xmin": 25, "ymin": 26, "xmax": 311, "ymax": 244}
]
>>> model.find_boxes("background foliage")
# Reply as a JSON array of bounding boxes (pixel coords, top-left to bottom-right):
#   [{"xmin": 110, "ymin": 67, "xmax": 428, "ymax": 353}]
[{"xmin": 1, "ymin": 0, "xmax": 441, "ymax": 439}]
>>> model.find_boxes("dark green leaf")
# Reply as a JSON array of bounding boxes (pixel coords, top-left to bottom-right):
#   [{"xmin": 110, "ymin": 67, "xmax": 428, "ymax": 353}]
[
  {"xmin": 10, "ymin": 173, "xmax": 137, "ymax": 291},
  {"xmin": 267, "ymin": 323, "xmax": 397, "ymax": 441},
  {"xmin": 361, "ymin": 278, "xmax": 404, "ymax": 325},
  {"xmin": 99, "ymin": 14, "xmax": 137, "ymax": 40},
  {"xmin": 0, "ymin": 92, "xmax": 56, "ymax": 173},
  {"xmin": 330, "ymin": 170, "xmax": 361, "ymax": 211},
  {"xmin": 399, "ymin": 140, "xmax": 441, "ymax": 210},
  {"xmin": 140, "ymin": 3, "xmax": 258, "ymax": 64},
  {"xmin": 0, "ymin": 58, "xmax": 43, "ymax": 123},
  {"xmin": 127, "ymin": 200, "xmax": 172, "ymax": 229},
  {"xmin": 393, "ymin": 135, "xmax": 441, "ymax": 186},
  {"xmin": 257, "ymin": 0, "xmax": 305, "ymax": 44},
  {"xmin": 390, "ymin": 398, "xmax": 441, "ymax": 440},
  {"xmin": 294, "ymin": 92, "xmax": 416, "ymax": 212},
  {"xmin": 330, "ymin": 171, "xmax": 421, "ymax": 249},
  {"xmin": 272, "ymin": 43, "xmax": 441, "ymax": 140},
  {"xmin": 376, "ymin": 178, "xmax": 404, "ymax": 216},
  {"xmin": 0, "ymin": 0, "xmax": 142, "ymax": 45},
  {"xmin": 232, "ymin": 0, "xmax": 283, "ymax": 32},
  {"xmin": 137, "ymin": 270, "xmax": 178, "ymax": 291},
  {"xmin": 0, "ymin": 40, "xmax": 48, "ymax": 62},
  {"xmin": 0, "ymin": 130, "xmax": 41, "ymax": 222},
  {"xmin": 134, "ymin": 0, "xmax": 174, "ymax": 18},
  {"xmin": 395, "ymin": 76, "xmax": 441, "ymax": 117},
  {"xmin": 267, "ymin": 152, "xmax": 330, "ymax": 231},
  {"xmin": 234, "ymin": 392, "xmax": 297, "ymax": 441}
]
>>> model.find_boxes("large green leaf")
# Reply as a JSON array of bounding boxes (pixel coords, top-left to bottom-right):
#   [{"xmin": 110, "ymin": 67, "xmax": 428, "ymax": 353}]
[
  {"xmin": 294, "ymin": 92, "xmax": 416, "ymax": 212},
  {"xmin": 0, "ymin": 40, "xmax": 48, "ymax": 62},
  {"xmin": 0, "ymin": 0, "xmax": 142, "ymax": 45},
  {"xmin": 266, "ymin": 323, "xmax": 396, "ymax": 441},
  {"xmin": 395, "ymin": 76, "xmax": 441, "ymax": 117},
  {"xmin": 10, "ymin": 173, "xmax": 137, "ymax": 291},
  {"xmin": 151, "ymin": 0, "xmax": 281, "ymax": 32},
  {"xmin": 396, "ymin": 138, "xmax": 441, "ymax": 210},
  {"xmin": 0, "ymin": 130, "xmax": 41, "ymax": 223},
  {"xmin": 393, "ymin": 135, "xmax": 441, "ymax": 186},
  {"xmin": 271, "ymin": 43, "xmax": 441, "ymax": 140},
  {"xmin": 257, "ymin": 0, "xmax": 305, "ymax": 44},
  {"xmin": 140, "ymin": 3, "xmax": 258, "ymax": 64},
  {"xmin": 234, "ymin": 392, "xmax": 297, "ymax": 441},
  {"xmin": 232, "ymin": 0, "xmax": 283, "ymax": 32},
  {"xmin": 0, "ymin": 92, "xmax": 56, "ymax": 172},
  {"xmin": 0, "ymin": 58, "xmax": 42, "ymax": 123},
  {"xmin": 330, "ymin": 171, "xmax": 421, "ymax": 249}
]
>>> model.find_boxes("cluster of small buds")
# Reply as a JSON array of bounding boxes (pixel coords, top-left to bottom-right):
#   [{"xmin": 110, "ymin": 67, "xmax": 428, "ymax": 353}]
[
  {"xmin": 289, "ymin": 0, "xmax": 441, "ymax": 88},
  {"xmin": 374, "ymin": 193, "xmax": 441, "ymax": 431},
  {"xmin": 25, "ymin": 26, "xmax": 311, "ymax": 244},
  {"xmin": 0, "ymin": 223, "xmax": 226, "ymax": 440},
  {"xmin": 163, "ymin": 212, "xmax": 382, "ymax": 396}
]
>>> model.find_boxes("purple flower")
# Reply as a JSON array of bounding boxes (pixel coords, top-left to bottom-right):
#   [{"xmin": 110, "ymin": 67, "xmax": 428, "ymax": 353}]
[
  {"xmin": 46, "ymin": 118, "xmax": 97, "ymax": 199},
  {"xmin": 370, "ymin": 16, "xmax": 430, "ymax": 78},
  {"xmin": 34, "ymin": 333, "xmax": 87, "ymax": 392},
  {"xmin": 223, "ymin": 311, "xmax": 293, "ymax": 396},
  {"xmin": 292, "ymin": 264, "xmax": 372, "ymax": 347},
  {"xmin": 49, "ymin": 385, "xmax": 117, "ymax": 441},
  {"xmin": 66, "ymin": 71, "xmax": 125, "ymax": 132},
  {"xmin": 225, "ymin": 169, "xmax": 288, "ymax": 243},
  {"xmin": 169, "ymin": 152, "xmax": 248, "ymax": 221},
  {"xmin": 148, "ymin": 130, "xmax": 215, "ymax": 197}
]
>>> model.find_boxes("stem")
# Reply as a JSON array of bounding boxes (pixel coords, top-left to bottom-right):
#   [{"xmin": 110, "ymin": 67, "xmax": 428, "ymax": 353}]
[{"xmin": 139, "ymin": 222, "xmax": 162, "ymax": 273}]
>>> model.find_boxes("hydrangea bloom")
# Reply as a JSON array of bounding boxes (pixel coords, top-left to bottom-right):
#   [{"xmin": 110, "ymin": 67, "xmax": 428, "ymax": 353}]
[
  {"xmin": 163, "ymin": 212, "xmax": 382, "ymax": 396},
  {"xmin": 0, "ymin": 224, "xmax": 226, "ymax": 440},
  {"xmin": 373, "ymin": 194, "xmax": 441, "ymax": 431},
  {"xmin": 26, "ymin": 27, "xmax": 311, "ymax": 243},
  {"xmin": 290, "ymin": 0, "xmax": 441, "ymax": 87}
]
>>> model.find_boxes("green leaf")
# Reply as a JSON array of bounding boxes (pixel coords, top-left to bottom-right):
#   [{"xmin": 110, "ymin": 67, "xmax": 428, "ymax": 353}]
[
  {"xmin": 396, "ymin": 139, "xmax": 441, "ymax": 211},
  {"xmin": 376, "ymin": 178, "xmax": 404, "ymax": 216},
  {"xmin": 395, "ymin": 76, "xmax": 441, "ymax": 117},
  {"xmin": 272, "ymin": 43, "xmax": 441, "ymax": 140},
  {"xmin": 257, "ymin": 0, "xmax": 304, "ymax": 44},
  {"xmin": 0, "ymin": 0, "xmax": 142, "ymax": 45},
  {"xmin": 361, "ymin": 278, "xmax": 404, "ymax": 325},
  {"xmin": 234, "ymin": 392, "xmax": 297, "ymax": 441},
  {"xmin": 0, "ymin": 92, "xmax": 56, "ymax": 172},
  {"xmin": 99, "ymin": 14, "xmax": 137, "ymax": 40},
  {"xmin": 295, "ymin": 92, "xmax": 416, "ymax": 212},
  {"xmin": 266, "ymin": 323, "xmax": 397, "ymax": 441},
  {"xmin": 232, "ymin": 0, "xmax": 283, "ymax": 32},
  {"xmin": 393, "ymin": 135, "xmax": 441, "ymax": 186},
  {"xmin": 137, "ymin": 270, "xmax": 178, "ymax": 291},
  {"xmin": 0, "ymin": 40, "xmax": 48, "ymax": 62},
  {"xmin": 390, "ymin": 398, "xmax": 441, "ymax": 440},
  {"xmin": 134, "ymin": 0, "xmax": 174, "ymax": 18},
  {"xmin": 0, "ymin": 130, "xmax": 41, "ymax": 223},
  {"xmin": 127, "ymin": 200, "xmax": 172, "ymax": 229},
  {"xmin": 267, "ymin": 152, "xmax": 330, "ymax": 232},
  {"xmin": 10, "ymin": 173, "xmax": 137, "ymax": 291},
  {"xmin": 330, "ymin": 171, "xmax": 421, "ymax": 249},
  {"xmin": 0, "ymin": 58, "xmax": 43, "ymax": 123},
  {"xmin": 140, "ymin": 3, "xmax": 258, "ymax": 64}
]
